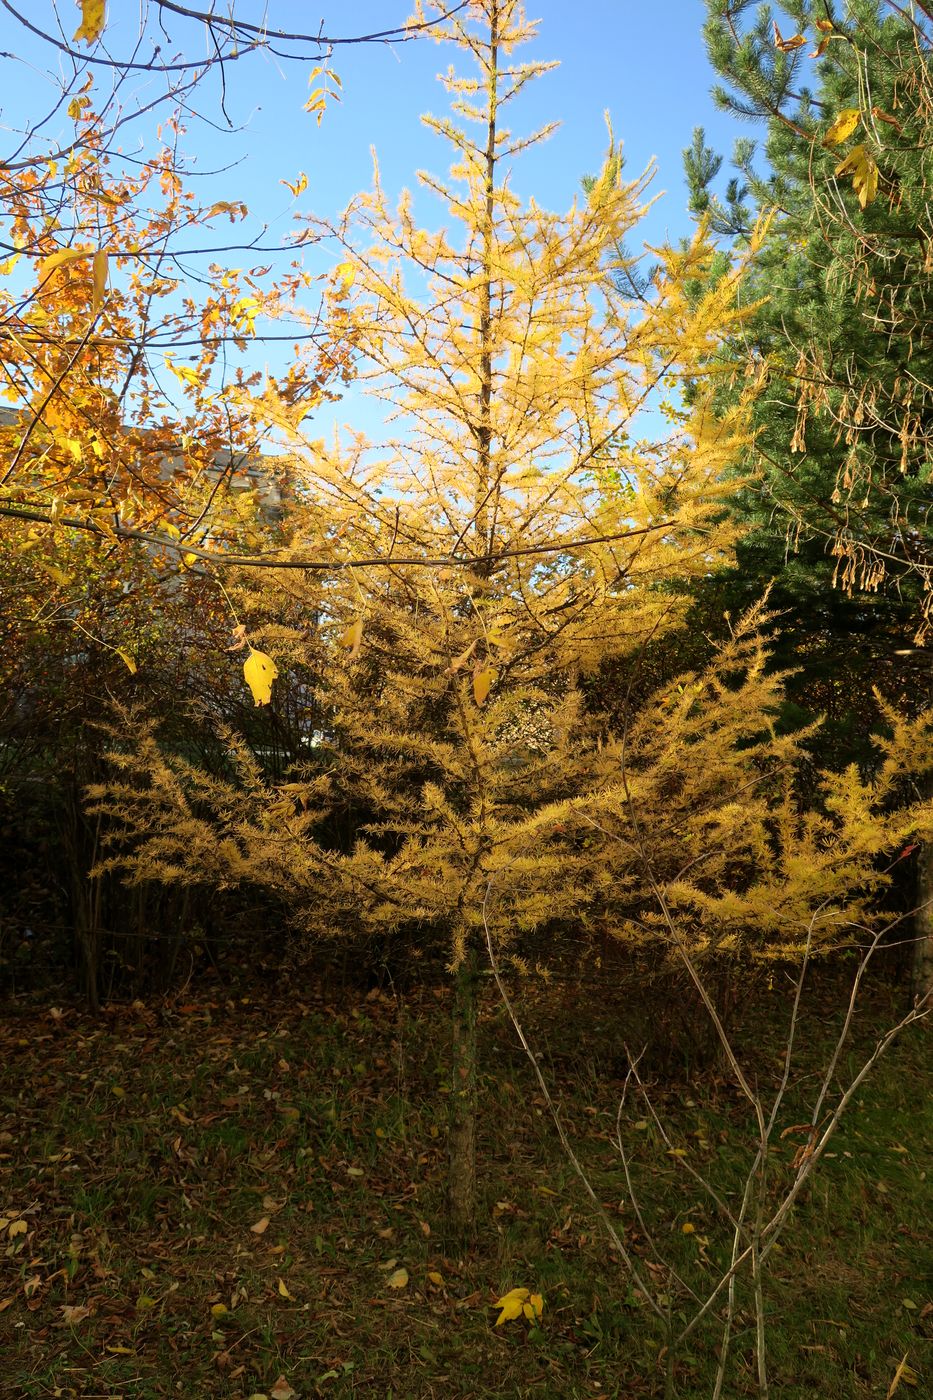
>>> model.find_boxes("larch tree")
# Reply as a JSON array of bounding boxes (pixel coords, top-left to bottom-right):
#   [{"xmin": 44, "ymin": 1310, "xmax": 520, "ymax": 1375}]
[{"xmin": 91, "ymin": 0, "xmax": 933, "ymax": 1235}]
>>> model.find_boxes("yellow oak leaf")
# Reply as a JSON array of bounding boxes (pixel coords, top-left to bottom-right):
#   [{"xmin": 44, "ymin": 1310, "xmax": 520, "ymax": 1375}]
[
  {"xmin": 74, "ymin": 0, "xmax": 106, "ymax": 44},
  {"xmin": 243, "ymin": 651, "xmax": 278, "ymax": 707}
]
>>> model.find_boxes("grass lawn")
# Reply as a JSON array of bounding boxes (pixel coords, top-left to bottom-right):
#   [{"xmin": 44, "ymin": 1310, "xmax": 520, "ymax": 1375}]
[{"xmin": 1, "ymin": 971, "xmax": 929, "ymax": 1398}]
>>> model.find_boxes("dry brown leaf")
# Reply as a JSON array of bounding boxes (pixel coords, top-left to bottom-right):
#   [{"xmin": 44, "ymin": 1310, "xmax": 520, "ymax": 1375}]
[
  {"xmin": 60, "ymin": 1304, "xmax": 92, "ymax": 1325},
  {"xmin": 250, "ymin": 1216, "xmax": 270, "ymax": 1235}
]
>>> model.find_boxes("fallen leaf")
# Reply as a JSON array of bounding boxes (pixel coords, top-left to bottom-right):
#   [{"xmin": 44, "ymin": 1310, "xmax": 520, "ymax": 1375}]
[
  {"xmin": 250, "ymin": 1216, "xmax": 270, "ymax": 1235},
  {"xmin": 60, "ymin": 1303, "xmax": 91, "ymax": 1325},
  {"xmin": 277, "ymin": 1278, "xmax": 294, "ymax": 1300},
  {"xmin": 387, "ymin": 1267, "xmax": 409, "ymax": 1290},
  {"xmin": 270, "ymin": 1379, "xmax": 296, "ymax": 1400},
  {"xmin": 8, "ymin": 1220, "xmax": 27, "ymax": 1237},
  {"xmin": 887, "ymin": 1354, "xmax": 919, "ymax": 1396},
  {"xmin": 522, "ymin": 1292, "xmax": 544, "ymax": 1323},
  {"xmin": 211, "ymin": 1303, "xmax": 229, "ymax": 1318},
  {"xmin": 494, "ymin": 1286, "xmax": 529, "ymax": 1326},
  {"xmin": 427, "ymin": 1271, "xmax": 445, "ymax": 1287}
]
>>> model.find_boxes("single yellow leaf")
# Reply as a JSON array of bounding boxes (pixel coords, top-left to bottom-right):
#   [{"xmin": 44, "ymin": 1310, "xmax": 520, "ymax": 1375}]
[
  {"xmin": 92, "ymin": 248, "xmax": 108, "ymax": 314},
  {"xmin": 473, "ymin": 664, "xmax": 496, "ymax": 706},
  {"xmin": 449, "ymin": 640, "xmax": 477, "ymax": 673},
  {"xmin": 111, "ymin": 1084, "xmax": 126, "ymax": 1098},
  {"xmin": 277, "ymin": 1278, "xmax": 294, "ymax": 1300},
  {"xmin": 824, "ymin": 108, "xmax": 861, "ymax": 146},
  {"xmin": 427, "ymin": 1271, "xmax": 445, "ymax": 1287},
  {"xmin": 281, "ymin": 173, "xmax": 308, "ymax": 198},
  {"xmin": 8, "ymin": 1220, "xmax": 27, "ymax": 1237},
  {"xmin": 243, "ymin": 650, "xmax": 278, "ymax": 707},
  {"xmin": 387, "ymin": 1267, "xmax": 409, "ymax": 1290},
  {"xmin": 772, "ymin": 22, "xmax": 806, "ymax": 51},
  {"xmin": 334, "ymin": 261, "xmax": 356, "ymax": 291},
  {"xmin": 210, "ymin": 1303, "xmax": 229, "ymax": 1318},
  {"xmin": 36, "ymin": 560, "xmax": 71, "ymax": 587},
  {"xmin": 494, "ymin": 1293, "xmax": 527, "ymax": 1326},
  {"xmin": 250, "ymin": 1216, "xmax": 270, "ymax": 1235},
  {"xmin": 106, "ymin": 1345, "xmax": 134, "ymax": 1355},
  {"xmin": 887, "ymin": 1354, "xmax": 918, "ymax": 1396},
  {"xmin": 115, "ymin": 649, "xmax": 137, "ymax": 676},
  {"xmin": 835, "ymin": 144, "xmax": 879, "ymax": 207},
  {"xmin": 681, "ymin": 1221, "xmax": 696, "ymax": 1234},
  {"xmin": 74, "ymin": 0, "xmax": 106, "ymax": 44},
  {"xmin": 39, "ymin": 246, "xmax": 93, "ymax": 281},
  {"xmin": 340, "ymin": 618, "xmax": 363, "ymax": 659},
  {"xmin": 136, "ymin": 1294, "xmax": 156, "ymax": 1310}
]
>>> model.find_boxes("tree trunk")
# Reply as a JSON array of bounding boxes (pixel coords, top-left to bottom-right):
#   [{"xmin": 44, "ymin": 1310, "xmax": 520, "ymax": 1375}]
[
  {"xmin": 912, "ymin": 836, "xmax": 933, "ymax": 1002},
  {"xmin": 447, "ymin": 951, "xmax": 479, "ymax": 1239}
]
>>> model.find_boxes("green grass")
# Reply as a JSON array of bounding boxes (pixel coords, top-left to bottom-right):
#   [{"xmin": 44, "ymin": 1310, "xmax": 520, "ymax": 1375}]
[{"xmin": 0, "ymin": 976, "xmax": 929, "ymax": 1398}]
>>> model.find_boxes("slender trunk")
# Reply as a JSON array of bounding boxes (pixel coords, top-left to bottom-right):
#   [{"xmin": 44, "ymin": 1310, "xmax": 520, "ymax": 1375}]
[
  {"xmin": 447, "ymin": 950, "xmax": 479, "ymax": 1239},
  {"xmin": 444, "ymin": 0, "xmax": 499, "ymax": 1244}
]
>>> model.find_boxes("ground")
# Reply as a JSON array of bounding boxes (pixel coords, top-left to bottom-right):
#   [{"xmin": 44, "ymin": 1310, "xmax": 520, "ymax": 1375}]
[{"xmin": 0, "ymin": 971, "xmax": 929, "ymax": 1398}]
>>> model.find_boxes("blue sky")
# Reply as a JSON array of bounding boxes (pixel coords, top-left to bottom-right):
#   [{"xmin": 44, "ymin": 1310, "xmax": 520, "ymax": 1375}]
[{"xmin": 1, "ymin": 1, "xmax": 752, "ymax": 438}]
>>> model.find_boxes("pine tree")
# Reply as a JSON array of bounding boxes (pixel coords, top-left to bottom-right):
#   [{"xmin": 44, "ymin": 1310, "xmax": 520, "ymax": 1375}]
[
  {"xmin": 693, "ymin": 2, "xmax": 933, "ymax": 640},
  {"xmin": 691, "ymin": 1, "xmax": 933, "ymax": 989}
]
